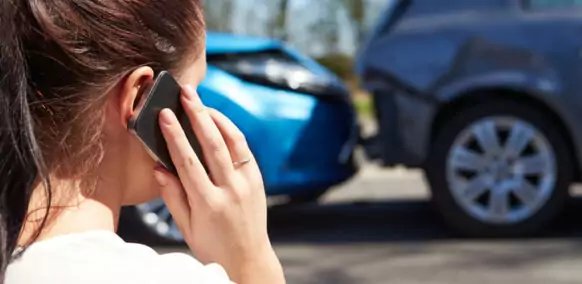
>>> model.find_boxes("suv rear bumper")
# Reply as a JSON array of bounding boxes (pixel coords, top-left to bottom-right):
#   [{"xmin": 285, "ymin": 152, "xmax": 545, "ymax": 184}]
[{"xmin": 364, "ymin": 88, "xmax": 437, "ymax": 168}]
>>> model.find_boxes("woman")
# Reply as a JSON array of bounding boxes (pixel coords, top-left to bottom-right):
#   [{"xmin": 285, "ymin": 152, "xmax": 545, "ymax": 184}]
[{"xmin": 0, "ymin": 0, "xmax": 285, "ymax": 283}]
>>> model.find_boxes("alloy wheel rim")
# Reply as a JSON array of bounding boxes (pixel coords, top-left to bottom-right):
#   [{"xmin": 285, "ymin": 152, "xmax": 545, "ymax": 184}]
[
  {"xmin": 445, "ymin": 116, "xmax": 557, "ymax": 225},
  {"xmin": 136, "ymin": 199, "xmax": 183, "ymax": 241}
]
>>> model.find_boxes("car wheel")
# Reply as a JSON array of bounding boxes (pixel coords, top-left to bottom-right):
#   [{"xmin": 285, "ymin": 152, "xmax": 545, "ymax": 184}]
[
  {"xmin": 425, "ymin": 100, "xmax": 573, "ymax": 237},
  {"xmin": 119, "ymin": 199, "xmax": 184, "ymax": 245}
]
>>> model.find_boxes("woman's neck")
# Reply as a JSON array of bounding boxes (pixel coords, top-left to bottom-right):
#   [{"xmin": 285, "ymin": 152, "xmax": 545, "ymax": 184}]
[{"xmin": 18, "ymin": 178, "xmax": 123, "ymax": 246}]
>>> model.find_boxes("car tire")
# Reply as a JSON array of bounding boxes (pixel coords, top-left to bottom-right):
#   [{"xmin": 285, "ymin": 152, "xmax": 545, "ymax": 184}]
[
  {"xmin": 118, "ymin": 204, "xmax": 184, "ymax": 246},
  {"xmin": 425, "ymin": 99, "xmax": 573, "ymax": 238}
]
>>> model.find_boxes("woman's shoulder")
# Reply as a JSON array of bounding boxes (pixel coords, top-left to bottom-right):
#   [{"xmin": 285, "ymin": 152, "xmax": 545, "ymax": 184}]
[{"xmin": 5, "ymin": 230, "xmax": 231, "ymax": 284}]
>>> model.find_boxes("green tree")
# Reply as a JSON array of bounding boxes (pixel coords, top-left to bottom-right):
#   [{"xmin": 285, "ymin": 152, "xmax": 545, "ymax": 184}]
[
  {"xmin": 264, "ymin": 0, "xmax": 288, "ymax": 39},
  {"xmin": 203, "ymin": 0, "xmax": 234, "ymax": 32},
  {"xmin": 310, "ymin": 0, "xmax": 341, "ymax": 54},
  {"xmin": 342, "ymin": 0, "xmax": 366, "ymax": 43},
  {"xmin": 274, "ymin": 0, "xmax": 289, "ymax": 40}
]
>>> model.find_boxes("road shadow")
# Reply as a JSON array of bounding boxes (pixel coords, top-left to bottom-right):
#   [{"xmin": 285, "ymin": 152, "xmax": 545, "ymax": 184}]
[{"xmin": 267, "ymin": 197, "xmax": 582, "ymax": 244}]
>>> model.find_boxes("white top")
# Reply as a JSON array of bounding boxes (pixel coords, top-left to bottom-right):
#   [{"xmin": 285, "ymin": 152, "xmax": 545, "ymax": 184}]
[{"xmin": 5, "ymin": 230, "xmax": 232, "ymax": 284}]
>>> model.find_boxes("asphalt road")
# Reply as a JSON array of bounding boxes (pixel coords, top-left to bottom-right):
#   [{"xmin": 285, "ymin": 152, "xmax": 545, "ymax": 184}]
[{"xmin": 158, "ymin": 165, "xmax": 582, "ymax": 284}]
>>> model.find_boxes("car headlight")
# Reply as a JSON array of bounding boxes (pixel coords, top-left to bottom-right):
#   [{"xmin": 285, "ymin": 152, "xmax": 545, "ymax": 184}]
[{"xmin": 208, "ymin": 51, "xmax": 347, "ymax": 97}]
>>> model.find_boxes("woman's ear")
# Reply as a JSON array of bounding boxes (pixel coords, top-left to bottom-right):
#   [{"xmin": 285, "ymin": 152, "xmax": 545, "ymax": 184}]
[{"xmin": 116, "ymin": 66, "xmax": 155, "ymax": 128}]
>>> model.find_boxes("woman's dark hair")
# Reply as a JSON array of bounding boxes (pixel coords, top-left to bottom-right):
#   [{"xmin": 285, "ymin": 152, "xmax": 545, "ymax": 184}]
[{"xmin": 0, "ymin": 0, "xmax": 205, "ymax": 281}]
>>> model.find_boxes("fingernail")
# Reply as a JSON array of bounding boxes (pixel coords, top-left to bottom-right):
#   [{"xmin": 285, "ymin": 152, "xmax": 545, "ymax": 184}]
[
  {"xmin": 159, "ymin": 109, "xmax": 173, "ymax": 126},
  {"xmin": 183, "ymin": 85, "xmax": 201, "ymax": 103},
  {"xmin": 153, "ymin": 169, "xmax": 168, "ymax": 186}
]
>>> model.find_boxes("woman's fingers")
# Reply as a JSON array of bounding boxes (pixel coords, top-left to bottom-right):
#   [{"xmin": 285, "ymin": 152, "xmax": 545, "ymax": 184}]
[
  {"xmin": 181, "ymin": 85, "xmax": 235, "ymax": 185},
  {"xmin": 154, "ymin": 167, "xmax": 191, "ymax": 237},
  {"xmin": 207, "ymin": 108, "xmax": 254, "ymax": 168},
  {"xmin": 208, "ymin": 108, "xmax": 264, "ymax": 188},
  {"xmin": 159, "ymin": 109, "xmax": 212, "ymax": 202}
]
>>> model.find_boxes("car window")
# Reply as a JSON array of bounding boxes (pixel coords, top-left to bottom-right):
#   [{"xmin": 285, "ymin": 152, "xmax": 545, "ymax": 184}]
[
  {"xmin": 525, "ymin": 0, "xmax": 582, "ymax": 10},
  {"xmin": 369, "ymin": 0, "xmax": 416, "ymax": 37}
]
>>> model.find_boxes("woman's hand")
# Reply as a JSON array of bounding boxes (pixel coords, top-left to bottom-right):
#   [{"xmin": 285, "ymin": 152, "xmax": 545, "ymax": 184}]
[{"xmin": 152, "ymin": 85, "xmax": 285, "ymax": 284}]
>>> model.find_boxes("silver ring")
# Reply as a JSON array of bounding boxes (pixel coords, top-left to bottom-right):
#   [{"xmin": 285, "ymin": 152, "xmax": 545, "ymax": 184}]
[{"xmin": 232, "ymin": 157, "xmax": 251, "ymax": 167}]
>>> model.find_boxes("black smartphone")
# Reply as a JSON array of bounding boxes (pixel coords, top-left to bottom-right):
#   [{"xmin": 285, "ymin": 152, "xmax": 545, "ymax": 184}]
[{"xmin": 128, "ymin": 71, "xmax": 205, "ymax": 176}]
